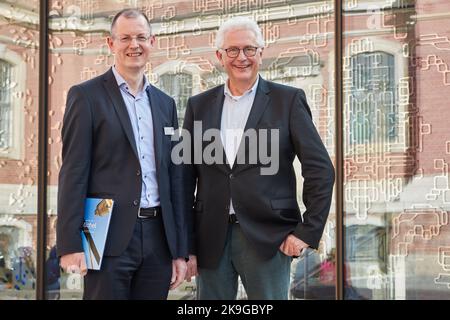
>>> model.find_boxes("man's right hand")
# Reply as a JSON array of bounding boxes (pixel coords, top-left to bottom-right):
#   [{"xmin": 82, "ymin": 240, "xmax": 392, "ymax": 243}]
[
  {"xmin": 60, "ymin": 252, "xmax": 87, "ymax": 276},
  {"xmin": 185, "ymin": 255, "xmax": 198, "ymax": 282}
]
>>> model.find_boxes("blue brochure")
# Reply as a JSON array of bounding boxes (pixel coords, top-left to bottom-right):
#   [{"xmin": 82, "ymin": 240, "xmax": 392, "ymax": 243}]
[{"xmin": 81, "ymin": 197, "xmax": 114, "ymax": 270}]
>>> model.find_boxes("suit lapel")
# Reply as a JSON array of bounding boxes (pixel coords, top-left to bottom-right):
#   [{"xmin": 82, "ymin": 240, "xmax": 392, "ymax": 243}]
[
  {"xmin": 103, "ymin": 69, "xmax": 139, "ymax": 159},
  {"xmin": 242, "ymin": 77, "xmax": 271, "ymax": 133},
  {"xmin": 147, "ymin": 86, "xmax": 164, "ymax": 172},
  {"xmin": 207, "ymin": 86, "xmax": 231, "ymax": 174},
  {"xmin": 232, "ymin": 77, "xmax": 271, "ymax": 172}
]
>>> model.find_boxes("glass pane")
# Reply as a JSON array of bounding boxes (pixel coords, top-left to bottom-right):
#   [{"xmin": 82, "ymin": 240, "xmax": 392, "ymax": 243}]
[
  {"xmin": 0, "ymin": 1, "xmax": 39, "ymax": 300},
  {"xmin": 47, "ymin": 0, "xmax": 109, "ymax": 300},
  {"xmin": 343, "ymin": 0, "xmax": 450, "ymax": 299},
  {"xmin": 159, "ymin": 73, "xmax": 192, "ymax": 126},
  {"xmin": 279, "ymin": 0, "xmax": 336, "ymax": 300},
  {"xmin": 48, "ymin": 0, "xmax": 335, "ymax": 300},
  {"xmin": 0, "ymin": 60, "xmax": 12, "ymax": 149}
]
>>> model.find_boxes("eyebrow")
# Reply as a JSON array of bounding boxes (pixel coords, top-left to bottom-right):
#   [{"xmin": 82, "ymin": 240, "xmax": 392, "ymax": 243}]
[
  {"xmin": 117, "ymin": 33, "xmax": 149, "ymax": 37},
  {"xmin": 225, "ymin": 46, "xmax": 257, "ymax": 49}
]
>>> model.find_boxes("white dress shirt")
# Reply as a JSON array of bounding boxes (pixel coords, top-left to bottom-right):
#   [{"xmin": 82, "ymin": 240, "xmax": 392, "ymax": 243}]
[{"xmin": 221, "ymin": 77, "xmax": 259, "ymax": 214}]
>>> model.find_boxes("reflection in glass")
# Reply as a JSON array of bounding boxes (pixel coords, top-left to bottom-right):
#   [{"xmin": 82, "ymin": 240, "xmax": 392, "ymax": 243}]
[
  {"xmin": 344, "ymin": 0, "xmax": 450, "ymax": 300},
  {"xmin": 0, "ymin": 60, "xmax": 12, "ymax": 149},
  {"xmin": 0, "ymin": 0, "xmax": 442, "ymax": 300},
  {"xmin": 349, "ymin": 51, "xmax": 396, "ymax": 145},
  {"xmin": 0, "ymin": 1, "xmax": 38, "ymax": 300},
  {"xmin": 45, "ymin": 0, "xmax": 336, "ymax": 300},
  {"xmin": 159, "ymin": 72, "xmax": 192, "ymax": 124}
]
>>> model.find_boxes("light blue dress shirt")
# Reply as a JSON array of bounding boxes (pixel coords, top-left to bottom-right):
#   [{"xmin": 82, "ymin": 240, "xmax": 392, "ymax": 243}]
[{"xmin": 112, "ymin": 66, "xmax": 160, "ymax": 208}]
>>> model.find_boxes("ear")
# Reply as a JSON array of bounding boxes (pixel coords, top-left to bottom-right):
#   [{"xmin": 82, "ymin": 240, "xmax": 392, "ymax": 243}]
[
  {"xmin": 216, "ymin": 50, "xmax": 224, "ymax": 66},
  {"xmin": 258, "ymin": 47, "xmax": 264, "ymax": 65},
  {"xmin": 107, "ymin": 36, "xmax": 115, "ymax": 53},
  {"xmin": 149, "ymin": 35, "xmax": 156, "ymax": 47}
]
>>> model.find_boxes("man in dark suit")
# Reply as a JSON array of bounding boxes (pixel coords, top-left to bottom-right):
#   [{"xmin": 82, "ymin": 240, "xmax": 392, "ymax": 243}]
[
  {"xmin": 182, "ymin": 17, "xmax": 335, "ymax": 299},
  {"xmin": 57, "ymin": 9, "xmax": 187, "ymax": 299}
]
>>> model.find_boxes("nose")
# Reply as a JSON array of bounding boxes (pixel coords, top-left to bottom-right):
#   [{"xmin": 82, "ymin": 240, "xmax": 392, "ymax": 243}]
[
  {"xmin": 129, "ymin": 37, "xmax": 139, "ymax": 48},
  {"xmin": 236, "ymin": 48, "xmax": 247, "ymax": 60}
]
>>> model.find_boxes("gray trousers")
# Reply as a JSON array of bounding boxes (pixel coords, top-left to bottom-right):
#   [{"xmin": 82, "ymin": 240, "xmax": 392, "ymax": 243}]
[{"xmin": 197, "ymin": 223, "xmax": 292, "ymax": 300}]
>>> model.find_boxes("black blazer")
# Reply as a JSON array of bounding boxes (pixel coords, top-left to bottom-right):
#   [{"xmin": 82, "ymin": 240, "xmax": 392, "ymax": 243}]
[
  {"xmin": 183, "ymin": 76, "xmax": 335, "ymax": 269},
  {"xmin": 57, "ymin": 68, "xmax": 187, "ymax": 259}
]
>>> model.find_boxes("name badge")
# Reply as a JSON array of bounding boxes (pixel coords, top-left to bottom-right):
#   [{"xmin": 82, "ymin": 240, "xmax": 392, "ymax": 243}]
[{"xmin": 164, "ymin": 127, "xmax": 175, "ymax": 135}]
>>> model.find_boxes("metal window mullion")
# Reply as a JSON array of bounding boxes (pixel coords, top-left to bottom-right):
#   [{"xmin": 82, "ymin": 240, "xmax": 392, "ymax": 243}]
[
  {"xmin": 335, "ymin": 0, "xmax": 345, "ymax": 300},
  {"xmin": 37, "ymin": 0, "xmax": 49, "ymax": 300}
]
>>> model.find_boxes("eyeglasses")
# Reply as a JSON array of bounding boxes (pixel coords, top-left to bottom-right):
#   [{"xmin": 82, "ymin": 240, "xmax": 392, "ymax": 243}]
[
  {"xmin": 221, "ymin": 46, "xmax": 260, "ymax": 58},
  {"xmin": 114, "ymin": 35, "xmax": 151, "ymax": 44}
]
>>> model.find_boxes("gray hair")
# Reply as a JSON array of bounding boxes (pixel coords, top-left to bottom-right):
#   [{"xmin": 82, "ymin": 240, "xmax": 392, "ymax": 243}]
[
  {"xmin": 110, "ymin": 8, "xmax": 152, "ymax": 36},
  {"xmin": 215, "ymin": 17, "xmax": 265, "ymax": 49}
]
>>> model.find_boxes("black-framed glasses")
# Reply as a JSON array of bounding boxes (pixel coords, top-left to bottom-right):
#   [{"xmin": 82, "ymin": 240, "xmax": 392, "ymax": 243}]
[{"xmin": 221, "ymin": 46, "xmax": 259, "ymax": 58}]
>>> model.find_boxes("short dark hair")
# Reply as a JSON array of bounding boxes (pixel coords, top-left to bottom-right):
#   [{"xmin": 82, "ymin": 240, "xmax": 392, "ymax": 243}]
[{"xmin": 110, "ymin": 8, "xmax": 152, "ymax": 36}]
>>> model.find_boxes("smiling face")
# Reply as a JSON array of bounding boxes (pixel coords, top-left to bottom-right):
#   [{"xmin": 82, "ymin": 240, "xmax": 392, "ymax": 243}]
[
  {"xmin": 216, "ymin": 28, "xmax": 263, "ymax": 93},
  {"xmin": 107, "ymin": 14, "xmax": 154, "ymax": 76}
]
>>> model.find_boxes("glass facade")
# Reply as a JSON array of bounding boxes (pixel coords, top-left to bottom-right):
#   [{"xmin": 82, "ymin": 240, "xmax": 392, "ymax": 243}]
[
  {"xmin": 0, "ymin": 0, "xmax": 39, "ymax": 299},
  {"xmin": 0, "ymin": 0, "xmax": 449, "ymax": 300},
  {"xmin": 343, "ymin": 0, "xmax": 450, "ymax": 300}
]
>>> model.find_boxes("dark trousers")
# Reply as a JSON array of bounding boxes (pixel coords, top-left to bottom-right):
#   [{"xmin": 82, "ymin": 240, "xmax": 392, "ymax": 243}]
[{"xmin": 83, "ymin": 216, "xmax": 172, "ymax": 300}]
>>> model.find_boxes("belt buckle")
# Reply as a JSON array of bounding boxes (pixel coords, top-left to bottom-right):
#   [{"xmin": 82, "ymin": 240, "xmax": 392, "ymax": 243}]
[{"xmin": 137, "ymin": 207, "xmax": 149, "ymax": 219}]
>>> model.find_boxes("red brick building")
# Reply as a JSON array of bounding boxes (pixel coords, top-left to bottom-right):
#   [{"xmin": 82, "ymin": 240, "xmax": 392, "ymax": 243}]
[{"xmin": 0, "ymin": 0, "xmax": 449, "ymax": 299}]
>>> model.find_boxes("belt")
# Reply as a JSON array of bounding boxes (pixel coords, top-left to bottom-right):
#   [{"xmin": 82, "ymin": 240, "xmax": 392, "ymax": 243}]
[
  {"xmin": 228, "ymin": 214, "xmax": 239, "ymax": 224},
  {"xmin": 138, "ymin": 206, "xmax": 161, "ymax": 218}
]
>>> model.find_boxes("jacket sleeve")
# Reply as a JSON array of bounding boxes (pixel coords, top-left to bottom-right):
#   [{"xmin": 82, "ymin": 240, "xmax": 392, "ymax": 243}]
[
  {"xmin": 168, "ymin": 98, "xmax": 189, "ymax": 259},
  {"xmin": 181, "ymin": 98, "xmax": 197, "ymax": 255},
  {"xmin": 56, "ymin": 85, "xmax": 93, "ymax": 257},
  {"xmin": 289, "ymin": 89, "xmax": 335, "ymax": 249}
]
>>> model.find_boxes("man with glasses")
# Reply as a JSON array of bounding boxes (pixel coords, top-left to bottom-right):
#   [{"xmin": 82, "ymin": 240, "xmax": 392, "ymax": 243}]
[
  {"xmin": 182, "ymin": 17, "xmax": 335, "ymax": 299},
  {"xmin": 57, "ymin": 9, "xmax": 187, "ymax": 299}
]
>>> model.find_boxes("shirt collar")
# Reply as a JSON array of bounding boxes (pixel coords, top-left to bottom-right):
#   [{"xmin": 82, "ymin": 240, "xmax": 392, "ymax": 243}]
[
  {"xmin": 112, "ymin": 65, "xmax": 150, "ymax": 93},
  {"xmin": 224, "ymin": 76, "xmax": 259, "ymax": 101}
]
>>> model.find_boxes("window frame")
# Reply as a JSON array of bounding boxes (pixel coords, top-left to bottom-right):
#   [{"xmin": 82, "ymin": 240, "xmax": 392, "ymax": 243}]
[
  {"xmin": 0, "ymin": 47, "xmax": 26, "ymax": 160},
  {"xmin": 347, "ymin": 50, "xmax": 397, "ymax": 146},
  {"xmin": 327, "ymin": 38, "xmax": 409, "ymax": 156}
]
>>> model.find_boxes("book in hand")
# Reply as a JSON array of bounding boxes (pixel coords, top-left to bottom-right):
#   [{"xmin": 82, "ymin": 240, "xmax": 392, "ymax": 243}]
[{"xmin": 81, "ymin": 197, "xmax": 114, "ymax": 270}]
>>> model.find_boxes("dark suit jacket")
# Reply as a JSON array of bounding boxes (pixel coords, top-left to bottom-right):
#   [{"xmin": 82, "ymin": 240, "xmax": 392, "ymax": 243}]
[
  {"xmin": 57, "ymin": 68, "xmax": 187, "ymax": 259},
  {"xmin": 183, "ymin": 76, "xmax": 335, "ymax": 269}
]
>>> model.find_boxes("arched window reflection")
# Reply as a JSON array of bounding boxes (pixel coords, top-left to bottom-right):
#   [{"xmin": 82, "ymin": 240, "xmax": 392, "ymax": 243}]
[
  {"xmin": 159, "ymin": 72, "xmax": 193, "ymax": 125},
  {"xmin": 0, "ymin": 60, "xmax": 12, "ymax": 150},
  {"xmin": 349, "ymin": 51, "xmax": 397, "ymax": 145}
]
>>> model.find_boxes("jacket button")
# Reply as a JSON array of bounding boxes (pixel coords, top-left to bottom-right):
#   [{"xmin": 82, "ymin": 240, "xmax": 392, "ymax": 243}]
[
  {"xmin": 229, "ymin": 174, "xmax": 234, "ymax": 179},
  {"xmin": 136, "ymin": 170, "xmax": 141, "ymax": 176},
  {"xmin": 133, "ymin": 200, "xmax": 139, "ymax": 206}
]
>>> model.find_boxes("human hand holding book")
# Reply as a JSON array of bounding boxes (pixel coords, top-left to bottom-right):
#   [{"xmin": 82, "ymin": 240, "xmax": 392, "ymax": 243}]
[
  {"xmin": 81, "ymin": 198, "xmax": 114, "ymax": 270},
  {"xmin": 60, "ymin": 252, "xmax": 88, "ymax": 276}
]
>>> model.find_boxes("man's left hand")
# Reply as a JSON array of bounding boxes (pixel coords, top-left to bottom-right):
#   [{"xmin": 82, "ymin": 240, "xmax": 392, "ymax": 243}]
[
  {"xmin": 170, "ymin": 258, "xmax": 187, "ymax": 290},
  {"xmin": 279, "ymin": 234, "xmax": 309, "ymax": 257}
]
